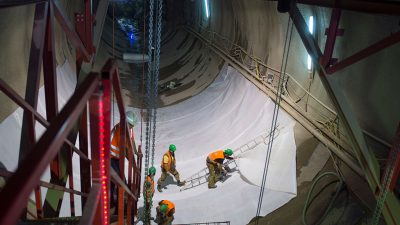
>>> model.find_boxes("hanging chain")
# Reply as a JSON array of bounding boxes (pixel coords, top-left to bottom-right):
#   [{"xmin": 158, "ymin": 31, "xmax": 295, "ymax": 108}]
[
  {"xmin": 144, "ymin": 0, "xmax": 156, "ymax": 224},
  {"xmin": 150, "ymin": 0, "xmax": 163, "ymax": 167},
  {"xmin": 144, "ymin": 0, "xmax": 155, "ymax": 179}
]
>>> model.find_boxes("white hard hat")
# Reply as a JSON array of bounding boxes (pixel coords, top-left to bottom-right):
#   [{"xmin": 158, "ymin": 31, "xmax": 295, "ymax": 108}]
[{"xmin": 126, "ymin": 111, "xmax": 137, "ymax": 126}]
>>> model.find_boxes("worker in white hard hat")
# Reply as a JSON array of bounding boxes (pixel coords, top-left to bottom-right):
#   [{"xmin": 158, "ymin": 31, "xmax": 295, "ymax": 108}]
[{"xmin": 110, "ymin": 110, "xmax": 137, "ymax": 212}]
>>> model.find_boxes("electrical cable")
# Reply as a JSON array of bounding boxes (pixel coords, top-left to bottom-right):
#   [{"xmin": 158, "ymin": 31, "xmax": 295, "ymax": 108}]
[{"xmin": 302, "ymin": 172, "xmax": 344, "ymax": 225}]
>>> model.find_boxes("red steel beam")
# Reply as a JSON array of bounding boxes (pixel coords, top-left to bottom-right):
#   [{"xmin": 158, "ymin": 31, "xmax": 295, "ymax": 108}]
[
  {"xmin": 0, "ymin": 72, "xmax": 99, "ymax": 225},
  {"xmin": 43, "ymin": 4, "xmax": 66, "ymax": 210},
  {"xmin": 0, "ymin": 78, "xmax": 90, "ymax": 162},
  {"xmin": 43, "ymin": 1, "xmax": 58, "ymax": 120},
  {"xmin": 89, "ymin": 82, "xmax": 108, "ymax": 225},
  {"xmin": 19, "ymin": 1, "xmax": 48, "ymax": 164},
  {"xmin": 52, "ymin": 0, "xmax": 90, "ymax": 61},
  {"xmin": 79, "ymin": 106, "xmax": 91, "ymax": 208},
  {"xmin": 101, "ymin": 60, "xmax": 127, "ymax": 223},
  {"xmin": 66, "ymin": 147, "xmax": 75, "ymax": 216},
  {"xmin": 326, "ymin": 30, "xmax": 400, "ymax": 74},
  {"xmin": 0, "ymin": 169, "xmax": 88, "ymax": 197},
  {"xmin": 78, "ymin": 184, "xmax": 101, "ymax": 225},
  {"xmin": 34, "ymin": 187, "xmax": 43, "ymax": 219},
  {"xmin": 84, "ymin": 0, "xmax": 94, "ymax": 55},
  {"xmin": 297, "ymin": 0, "xmax": 400, "ymax": 15},
  {"xmin": 19, "ymin": 3, "xmax": 48, "ymax": 218},
  {"xmin": 288, "ymin": 3, "xmax": 399, "ymax": 224},
  {"xmin": 320, "ymin": 8, "xmax": 341, "ymax": 68}
]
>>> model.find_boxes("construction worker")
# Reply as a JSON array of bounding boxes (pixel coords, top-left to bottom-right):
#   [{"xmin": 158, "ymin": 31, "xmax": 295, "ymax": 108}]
[
  {"xmin": 143, "ymin": 167, "xmax": 156, "ymax": 224},
  {"xmin": 157, "ymin": 144, "xmax": 185, "ymax": 192},
  {"xmin": 206, "ymin": 149, "xmax": 234, "ymax": 189},
  {"xmin": 155, "ymin": 200, "xmax": 175, "ymax": 225},
  {"xmin": 110, "ymin": 111, "xmax": 137, "ymax": 210}
]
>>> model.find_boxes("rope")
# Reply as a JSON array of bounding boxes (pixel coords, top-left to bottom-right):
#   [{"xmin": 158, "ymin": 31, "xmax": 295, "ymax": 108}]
[{"xmin": 255, "ymin": 17, "xmax": 293, "ymax": 225}]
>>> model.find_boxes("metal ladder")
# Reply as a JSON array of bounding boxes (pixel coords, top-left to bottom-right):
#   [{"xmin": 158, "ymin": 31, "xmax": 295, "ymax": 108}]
[{"xmin": 180, "ymin": 125, "xmax": 281, "ymax": 191}]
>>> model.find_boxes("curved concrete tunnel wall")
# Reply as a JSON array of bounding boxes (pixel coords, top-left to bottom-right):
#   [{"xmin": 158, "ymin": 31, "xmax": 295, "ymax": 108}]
[
  {"xmin": 0, "ymin": 1, "xmax": 398, "ymax": 146},
  {"xmin": 179, "ymin": 0, "xmax": 400, "ymax": 144}
]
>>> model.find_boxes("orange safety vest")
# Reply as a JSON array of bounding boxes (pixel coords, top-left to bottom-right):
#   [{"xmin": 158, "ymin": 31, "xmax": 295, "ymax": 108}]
[
  {"xmin": 208, "ymin": 150, "xmax": 225, "ymax": 162},
  {"xmin": 160, "ymin": 200, "xmax": 175, "ymax": 216},
  {"xmin": 144, "ymin": 175, "xmax": 155, "ymax": 194},
  {"xmin": 110, "ymin": 123, "xmax": 134, "ymax": 159},
  {"xmin": 161, "ymin": 150, "xmax": 176, "ymax": 171}
]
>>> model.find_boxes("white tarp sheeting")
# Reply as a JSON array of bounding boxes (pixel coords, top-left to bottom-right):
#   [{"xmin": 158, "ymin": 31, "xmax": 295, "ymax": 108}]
[
  {"xmin": 132, "ymin": 65, "xmax": 297, "ymax": 224},
  {"xmin": 0, "ymin": 62, "xmax": 297, "ymax": 224}
]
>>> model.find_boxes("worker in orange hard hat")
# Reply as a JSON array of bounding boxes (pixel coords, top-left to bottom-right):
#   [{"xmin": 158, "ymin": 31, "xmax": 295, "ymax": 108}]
[
  {"xmin": 155, "ymin": 200, "xmax": 175, "ymax": 225},
  {"xmin": 157, "ymin": 144, "xmax": 185, "ymax": 192},
  {"xmin": 143, "ymin": 167, "xmax": 156, "ymax": 224},
  {"xmin": 110, "ymin": 111, "xmax": 137, "ymax": 211},
  {"xmin": 206, "ymin": 149, "xmax": 234, "ymax": 189}
]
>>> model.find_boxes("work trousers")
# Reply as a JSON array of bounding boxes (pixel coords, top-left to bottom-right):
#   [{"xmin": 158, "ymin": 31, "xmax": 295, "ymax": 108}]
[
  {"xmin": 157, "ymin": 167, "xmax": 180, "ymax": 186},
  {"xmin": 207, "ymin": 161, "xmax": 222, "ymax": 188}
]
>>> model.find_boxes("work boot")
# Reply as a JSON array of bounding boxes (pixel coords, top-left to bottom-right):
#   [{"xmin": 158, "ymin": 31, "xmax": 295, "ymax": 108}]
[
  {"xmin": 177, "ymin": 180, "xmax": 186, "ymax": 186},
  {"xmin": 208, "ymin": 184, "xmax": 217, "ymax": 189},
  {"xmin": 157, "ymin": 184, "xmax": 162, "ymax": 192}
]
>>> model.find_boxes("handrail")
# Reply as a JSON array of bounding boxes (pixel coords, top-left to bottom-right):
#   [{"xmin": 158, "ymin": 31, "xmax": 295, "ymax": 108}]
[
  {"xmin": 0, "ymin": 169, "xmax": 88, "ymax": 197},
  {"xmin": 110, "ymin": 168, "xmax": 137, "ymax": 201},
  {"xmin": 186, "ymin": 26, "xmax": 364, "ymax": 178},
  {"xmin": 100, "ymin": 59, "xmax": 142, "ymax": 224},
  {"xmin": 186, "ymin": 26, "xmax": 352, "ymax": 149},
  {"xmin": 0, "ymin": 72, "xmax": 99, "ymax": 225},
  {"xmin": 79, "ymin": 184, "xmax": 101, "ymax": 225},
  {"xmin": 189, "ymin": 24, "xmax": 354, "ymax": 145},
  {"xmin": 0, "ymin": 78, "xmax": 90, "ymax": 162},
  {"xmin": 197, "ymin": 25, "xmax": 338, "ymax": 117}
]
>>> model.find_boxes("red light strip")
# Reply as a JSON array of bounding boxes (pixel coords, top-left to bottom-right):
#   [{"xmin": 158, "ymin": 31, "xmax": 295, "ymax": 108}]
[{"xmin": 98, "ymin": 98, "xmax": 108, "ymax": 225}]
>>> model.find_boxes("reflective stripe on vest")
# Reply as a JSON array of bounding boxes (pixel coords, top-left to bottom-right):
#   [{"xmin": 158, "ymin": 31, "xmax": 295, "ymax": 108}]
[
  {"xmin": 208, "ymin": 150, "xmax": 225, "ymax": 162},
  {"xmin": 110, "ymin": 123, "xmax": 134, "ymax": 158}
]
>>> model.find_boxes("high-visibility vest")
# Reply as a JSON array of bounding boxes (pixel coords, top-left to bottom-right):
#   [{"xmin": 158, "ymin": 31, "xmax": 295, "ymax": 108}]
[
  {"xmin": 208, "ymin": 150, "xmax": 225, "ymax": 162},
  {"xmin": 110, "ymin": 123, "xmax": 134, "ymax": 158},
  {"xmin": 160, "ymin": 200, "xmax": 175, "ymax": 216},
  {"xmin": 144, "ymin": 175, "xmax": 155, "ymax": 194},
  {"xmin": 161, "ymin": 151, "xmax": 176, "ymax": 171}
]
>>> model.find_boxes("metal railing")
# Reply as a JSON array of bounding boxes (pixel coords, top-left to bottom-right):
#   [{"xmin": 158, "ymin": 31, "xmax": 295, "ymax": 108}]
[
  {"xmin": 191, "ymin": 24, "xmax": 346, "ymax": 142},
  {"xmin": 0, "ymin": 1, "xmax": 142, "ymax": 225},
  {"xmin": 185, "ymin": 25, "xmax": 366, "ymax": 178}
]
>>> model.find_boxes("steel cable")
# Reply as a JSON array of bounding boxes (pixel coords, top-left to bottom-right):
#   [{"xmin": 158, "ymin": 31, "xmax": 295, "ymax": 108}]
[{"xmin": 255, "ymin": 17, "xmax": 293, "ymax": 225}]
